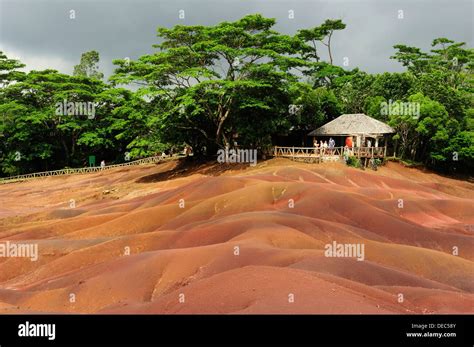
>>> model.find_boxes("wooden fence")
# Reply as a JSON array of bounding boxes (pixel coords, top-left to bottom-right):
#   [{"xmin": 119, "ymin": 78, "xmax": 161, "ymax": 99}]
[
  {"xmin": 273, "ymin": 146, "xmax": 386, "ymax": 162},
  {"xmin": 0, "ymin": 155, "xmax": 183, "ymax": 185}
]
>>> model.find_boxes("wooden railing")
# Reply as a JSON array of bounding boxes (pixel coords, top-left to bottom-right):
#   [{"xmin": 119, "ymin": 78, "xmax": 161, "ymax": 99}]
[
  {"xmin": 351, "ymin": 147, "xmax": 386, "ymax": 158},
  {"xmin": 0, "ymin": 155, "xmax": 184, "ymax": 185},
  {"xmin": 273, "ymin": 146, "xmax": 386, "ymax": 161}
]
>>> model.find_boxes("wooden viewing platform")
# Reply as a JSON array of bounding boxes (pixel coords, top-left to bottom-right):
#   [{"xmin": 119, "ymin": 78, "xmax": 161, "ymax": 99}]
[{"xmin": 273, "ymin": 146, "xmax": 387, "ymax": 163}]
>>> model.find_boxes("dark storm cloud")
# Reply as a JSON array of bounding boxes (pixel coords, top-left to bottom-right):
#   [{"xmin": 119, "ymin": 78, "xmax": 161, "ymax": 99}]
[{"xmin": 0, "ymin": 0, "xmax": 472, "ymax": 77}]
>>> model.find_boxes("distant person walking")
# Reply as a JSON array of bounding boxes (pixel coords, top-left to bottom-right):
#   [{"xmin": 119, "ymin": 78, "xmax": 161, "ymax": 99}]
[{"xmin": 100, "ymin": 160, "xmax": 105, "ymax": 170}]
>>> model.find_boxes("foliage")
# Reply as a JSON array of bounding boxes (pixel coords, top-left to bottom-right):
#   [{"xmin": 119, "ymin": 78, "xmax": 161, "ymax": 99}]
[
  {"xmin": 73, "ymin": 51, "xmax": 104, "ymax": 80},
  {"xmin": 0, "ymin": 18, "xmax": 472, "ymax": 176},
  {"xmin": 346, "ymin": 156, "xmax": 361, "ymax": 168}
]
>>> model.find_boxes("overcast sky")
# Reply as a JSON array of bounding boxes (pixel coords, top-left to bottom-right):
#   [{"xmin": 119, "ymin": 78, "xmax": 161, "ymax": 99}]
[{"xmin": 0, "ymin": 0, "xmax": 472, "ymax": 78}]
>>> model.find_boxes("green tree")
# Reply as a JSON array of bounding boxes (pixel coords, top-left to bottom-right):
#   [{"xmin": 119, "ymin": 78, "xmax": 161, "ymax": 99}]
[
  {"xmin": 364, "ymin": 95, "xmax": 387, "ymax": 121},
  {"xmin": 296, "ymin": 19, "xmax": 347, "ymax": 87},
  {"xmin": 333, "ymin": 69, "xmax": 375, "ymax": 113},
  {"xmin": 290, "ymin": 82, "xmax": 341, "ymax": 129},
  {"xmin": 371, "ymin": 72, "xmax": 414, "ymax": 101},
  {"xmin": 0, "ymin": 51, "xmax": 25, "ymax": 88},
  {"xmin": 111, "ymin": 14, "xmax": 304, "ymax": 153},
  {"xmin": 73, "ymin": 50, "xmax": 104, "ymax": 80},
  {"xmin": 0, "ymin": 66, "xmax": 128, "ymax": 175}
]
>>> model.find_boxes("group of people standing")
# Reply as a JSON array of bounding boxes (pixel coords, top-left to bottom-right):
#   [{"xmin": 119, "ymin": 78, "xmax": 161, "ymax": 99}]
[
  {"xmin": 313, "ymin": 136, "xmax": 375, "ymax": 156},
  {"xmin": 313, "ymin": 137, "xmax": 336, "ymax": 154},
  {"xmin": 310, "ymin": 135, "xmax": 381, "ymax": 163},
  {"xmin": 312, "ymin": 136, "xmax": 358, "ymax": 155}
]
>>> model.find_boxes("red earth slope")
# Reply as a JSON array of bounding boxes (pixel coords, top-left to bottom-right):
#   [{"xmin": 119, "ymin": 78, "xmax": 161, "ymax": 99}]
[{"xmin": 0, "ymin": 159, "xmax": 472, "ymax": 313}]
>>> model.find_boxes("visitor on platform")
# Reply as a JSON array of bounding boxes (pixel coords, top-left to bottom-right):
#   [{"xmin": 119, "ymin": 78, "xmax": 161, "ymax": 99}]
[
  {"xmin": 329, "ymin": 137, "xmax": 335, "ymax": 154},
  {"xmin": 345, "ymin": 136, "xmax": 353, "ymax": 148},
  {"xmin": 322, "ymin": 140, "xmax": 328, "ymax": 154},
  {"xmin": 343, "ymin": 145, "xmax": 350, "ymax": 162},
  {"xmin": 345, "ymin": 136, "xmax": 353, "ymax": 155}
]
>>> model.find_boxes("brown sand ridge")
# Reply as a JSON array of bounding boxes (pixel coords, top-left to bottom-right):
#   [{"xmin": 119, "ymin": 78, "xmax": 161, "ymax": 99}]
[{"xmin": 0, "ymin": 158, "xmax": 473, "ymax": 314}]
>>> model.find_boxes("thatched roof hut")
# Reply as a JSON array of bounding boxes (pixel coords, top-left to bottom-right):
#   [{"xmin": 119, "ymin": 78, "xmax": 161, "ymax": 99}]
[
  {"xmin": 308, "ymin": 113, "xmax": 394, "ymax": 137},
  {"xmin": 308, "ymin": 113, "xmax": 394, "ymax": 148}
]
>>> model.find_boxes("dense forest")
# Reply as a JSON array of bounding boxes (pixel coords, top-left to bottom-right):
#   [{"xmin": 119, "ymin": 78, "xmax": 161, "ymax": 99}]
[{"xmin": 0, "ymin": 14, "xmax": 472, "ymax": 176}]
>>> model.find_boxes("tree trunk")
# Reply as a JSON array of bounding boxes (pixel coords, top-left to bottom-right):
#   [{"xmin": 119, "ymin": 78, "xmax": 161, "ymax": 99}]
[
  {"xmin": 61, "ymin": 138, "xmax": 70, "ymax": 165},
  {"xmin": 216, "ymin": 108, "xmax": 230, "ymax": 148},
  {"xmin": 71, "ymin": 133, "xmax": 77, "ymax": 158},
  {"xmin": 327, "ymin": 32, "xmax": 333, "ymax": 64}
]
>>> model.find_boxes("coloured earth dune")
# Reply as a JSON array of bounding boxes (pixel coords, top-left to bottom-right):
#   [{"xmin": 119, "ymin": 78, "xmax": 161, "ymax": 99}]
[{"xmin": 0, "ymin": 158, "xmax": 473, "ymax": 314}]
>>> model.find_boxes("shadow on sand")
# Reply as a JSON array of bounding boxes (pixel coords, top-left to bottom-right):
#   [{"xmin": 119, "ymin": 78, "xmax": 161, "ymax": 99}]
[{"xmin": 135, "ymin": 157, "xmax": 256, "ymax": 183}]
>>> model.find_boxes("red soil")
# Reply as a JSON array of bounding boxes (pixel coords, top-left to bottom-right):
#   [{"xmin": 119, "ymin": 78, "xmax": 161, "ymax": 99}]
[{"xmin": 0, "ymin": 159, "xmax": 472, "ymax": 314}]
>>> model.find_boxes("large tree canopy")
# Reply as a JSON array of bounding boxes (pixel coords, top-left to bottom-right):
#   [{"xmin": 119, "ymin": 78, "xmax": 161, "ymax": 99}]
[{"xmin": 111, "ymin": 14, "xmax": 305, "ymax": 153}]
